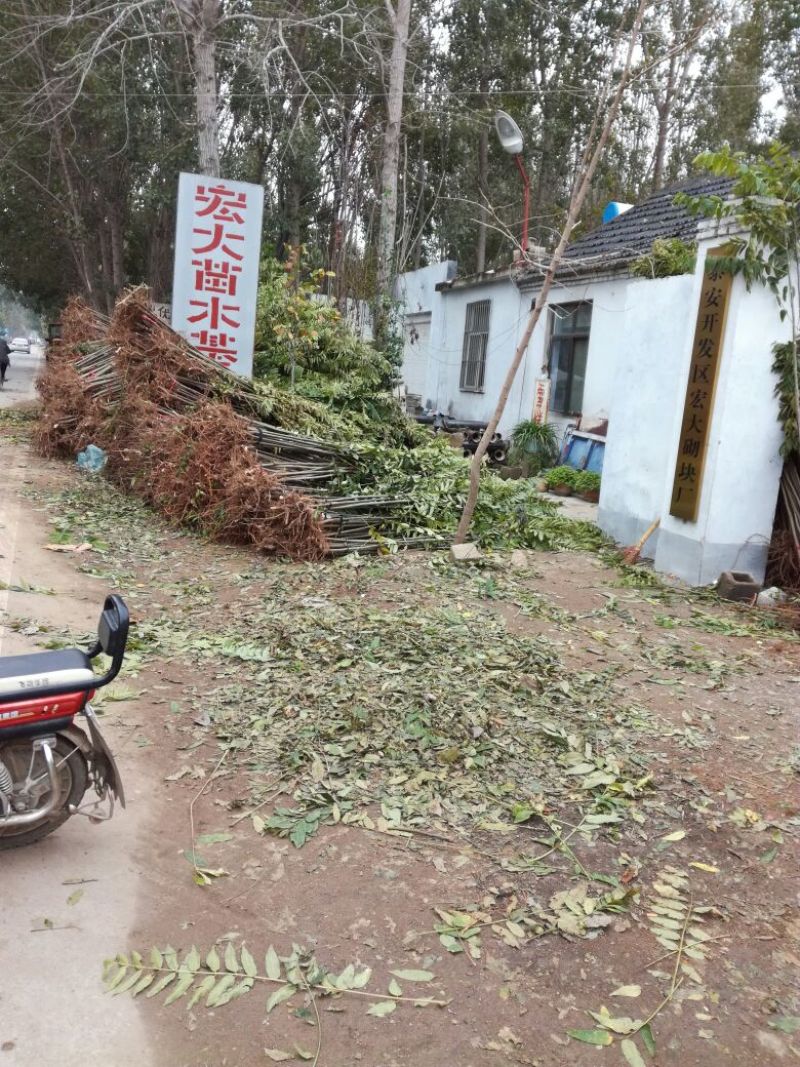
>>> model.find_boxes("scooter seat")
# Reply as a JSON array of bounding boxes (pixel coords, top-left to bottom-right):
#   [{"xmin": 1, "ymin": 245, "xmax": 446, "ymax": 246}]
[{"xmin": 0, "ymin": 649, "xmax": 95, "ymax": 700}]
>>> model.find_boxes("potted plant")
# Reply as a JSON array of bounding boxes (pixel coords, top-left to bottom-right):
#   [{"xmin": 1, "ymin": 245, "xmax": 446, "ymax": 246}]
[
  {"xmin": 510, "ymin": 419, "xmax": 559, "ymax": 476},
  {"xmin": 574, "ymin": 469, "xmax": 601, "ymax": 503},
  {"xmin": 544, "ymin": 465, "xmax": 577, "ymax": 496}
]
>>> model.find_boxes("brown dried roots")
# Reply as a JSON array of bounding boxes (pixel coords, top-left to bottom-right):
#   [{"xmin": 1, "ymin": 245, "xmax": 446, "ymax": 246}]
[{"xmin": 35, "ymin": 290, "xmax": 330, "ymax": 561}]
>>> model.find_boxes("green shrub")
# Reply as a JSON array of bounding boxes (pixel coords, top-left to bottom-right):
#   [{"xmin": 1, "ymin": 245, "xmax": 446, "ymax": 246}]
[
  {"xmin": 573, "ymin": 470, "xmax": 601, "ymax": 493},
  {"xmin": 772, "ymin": 338, "xmax": 799, "ymax": 456},
  {"xmin": 251, "ymin": 257, "xmax": 422, "ymax": 448},
  {"xmin": 253, "ymin": 259, "xmax": 394, "ymax": 387},
  {"xmin": 544, "ymin": 465, "xmax": 578, "ymax": 489},
  {"xmin": 630, "ymin": 237, "xmax": 697, "ymax": 279},
  {"xmin": 510, "ymin": 419, "xmax": 559, "ymax": 473}
]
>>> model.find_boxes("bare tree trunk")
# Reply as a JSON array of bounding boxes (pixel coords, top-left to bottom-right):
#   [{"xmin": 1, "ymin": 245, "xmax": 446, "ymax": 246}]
[
  {"xmin": 649, "ymin": 51, "xmax": 677, "ymax": 191},
  {"xmin": 652, "ymin": 104, "xmax": 670, "ymax": 190},
  {"xmin": 109, "ymin": 202, "xmax": 125, "ymax": 293},
  {"xmin": 98, "ymin": 227, "xmax": 115, "ymax": 314},
  {"xmin": 175, "ymin": 0, "xmax": 222, "ymax": 176},
  {"xmin": 374, "ymin": 0, "xmax": 412, "ymax": 344},
  {"xmin": 286, "ymin": 177, "xmax": 302, "ymax": 252},
  {"xmin": 148, "ymin": 204, "xmax": 174, "ymax": 302},
  {"xmin": 476, "ymin": 123, "xmax": 489, "ymax": 273},
  {"xmin": 30, "ymin": 42, "xmax": 97, "ymax": 302},
  {"xmin": 454, "ymin": 0, "xmax": 650, "ymax": 544},
  {"xmin": 49, "ymin": 140, "xmax": 96, "ymax": 302}
]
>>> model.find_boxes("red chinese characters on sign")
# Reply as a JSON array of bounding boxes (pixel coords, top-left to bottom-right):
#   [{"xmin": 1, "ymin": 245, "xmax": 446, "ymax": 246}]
[
  {"xmin": 532, "ymin": 377, "xmax": 551, "ymax": 424},
  {"xmin": 188, "ymin": 183, "xmax": 249, "ymax": 367}
]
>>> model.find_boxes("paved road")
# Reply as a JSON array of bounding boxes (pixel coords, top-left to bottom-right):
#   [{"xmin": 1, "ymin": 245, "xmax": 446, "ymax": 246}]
[
  {"xmin": 0, "ymin": 414, "xmax": 155, "ymax": 1064},
  {"xmin": 0, "ymin": 344, "xmax": 44, "ymax": 408}
]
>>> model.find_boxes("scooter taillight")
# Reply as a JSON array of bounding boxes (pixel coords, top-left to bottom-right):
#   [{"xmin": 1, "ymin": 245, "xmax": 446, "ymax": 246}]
[{"xmin": 0, "ymin": 690, "xmax": 88, "ymax": 730}]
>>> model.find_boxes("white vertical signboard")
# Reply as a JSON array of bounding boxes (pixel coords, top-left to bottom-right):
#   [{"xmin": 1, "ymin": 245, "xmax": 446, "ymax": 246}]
[{"xmin": 171, "ymin": 172, "xmax": 264, "ymax": 378}]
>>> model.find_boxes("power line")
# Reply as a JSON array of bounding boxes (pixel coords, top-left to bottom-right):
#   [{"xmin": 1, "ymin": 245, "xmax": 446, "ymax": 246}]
[{"xmin": 0, "ymin": 83, "xmax": 779, "ymax": 99}]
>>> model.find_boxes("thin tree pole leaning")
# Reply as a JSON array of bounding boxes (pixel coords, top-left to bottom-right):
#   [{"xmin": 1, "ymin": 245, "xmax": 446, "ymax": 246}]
[{"xmin": 454, "ymin": 0, "xmax": 650, "ymax": 544}]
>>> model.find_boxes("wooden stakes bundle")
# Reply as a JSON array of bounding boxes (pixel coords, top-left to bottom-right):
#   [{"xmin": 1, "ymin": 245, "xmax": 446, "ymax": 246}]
[{"xmin": 37, "ymin": 289, "xmax": 430, "ymax": 558}]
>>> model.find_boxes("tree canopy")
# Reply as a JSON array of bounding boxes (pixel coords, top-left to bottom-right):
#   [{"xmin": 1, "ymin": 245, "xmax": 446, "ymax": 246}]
[{"xmin": 0, "ymin": 0, "xmax": 795, "ymax": 314}]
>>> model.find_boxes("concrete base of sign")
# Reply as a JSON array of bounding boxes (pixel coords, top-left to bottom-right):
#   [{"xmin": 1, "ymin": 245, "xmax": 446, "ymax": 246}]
[{"xmin": 653, "ymin": 527, "xmax": 769, "ymax": 587}]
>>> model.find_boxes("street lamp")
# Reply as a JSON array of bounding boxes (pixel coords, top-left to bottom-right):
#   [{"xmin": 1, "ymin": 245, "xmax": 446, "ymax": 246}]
[{"xmin": 494, "ymin": 110, "xmax": 530, "ymax": 258}]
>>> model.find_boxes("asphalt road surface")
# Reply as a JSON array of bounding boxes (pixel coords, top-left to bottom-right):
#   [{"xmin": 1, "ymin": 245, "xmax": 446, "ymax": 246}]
[
  {"xmin": 0, "ymin": 372, "xmax": 156, "ymax": 1067},
  {"xmin": 0, "ymin": 344, "xmax": 44, "ymax": 408}
]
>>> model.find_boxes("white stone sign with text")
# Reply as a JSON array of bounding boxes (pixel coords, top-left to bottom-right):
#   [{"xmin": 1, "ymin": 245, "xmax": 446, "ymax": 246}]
[{"xmin": 171, "ymin": 173, "xmax": 264, "ymax": 378}]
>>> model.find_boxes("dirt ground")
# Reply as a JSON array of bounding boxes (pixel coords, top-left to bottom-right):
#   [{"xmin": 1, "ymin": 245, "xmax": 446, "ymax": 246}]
[{"xmin": 0, "ymin": 412, "xmax": 798, "ymax": 1067}]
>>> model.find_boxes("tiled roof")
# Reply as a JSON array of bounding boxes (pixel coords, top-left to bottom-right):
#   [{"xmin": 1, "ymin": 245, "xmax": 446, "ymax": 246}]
[
  {"xmin": 518, "ymin": 174, "xmax": 735, "ymax": 286},
  {"xmin": 565, "ymin": 174, "xmax": 733, "ymax": 260},
  {"xmin": 435, "ymin": 174, "xmax": 736, "ymax": 293}
]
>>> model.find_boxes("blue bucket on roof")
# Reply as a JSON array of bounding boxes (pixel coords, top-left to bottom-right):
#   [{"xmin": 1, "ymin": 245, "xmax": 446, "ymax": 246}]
[{"xmin": 602, "ymin": 201, "xmax": 633, "ymax": 224}]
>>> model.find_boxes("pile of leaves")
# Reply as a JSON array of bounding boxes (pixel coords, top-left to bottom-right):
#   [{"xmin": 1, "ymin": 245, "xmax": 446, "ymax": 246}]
[
  {"xmin": 140, "ymin": 558, "xmax": 650, "ymax": 854},
  {"xmin": 251, "ymin": 260, "xmax": 606, "ymax": 554},
  {"xmin": 336, "ymin": 438, "xmax": 607, "ymax": 552}
]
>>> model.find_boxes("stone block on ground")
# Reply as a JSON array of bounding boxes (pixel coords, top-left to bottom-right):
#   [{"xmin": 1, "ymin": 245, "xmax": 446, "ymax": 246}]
[
  {"xmin": 717, "ymin": 570, "xmax": 760, "ymax": 603},
  {"xmin": 756, "ymin": 586, "xmax": 788, "ymax": 607},
  {"xmin": 509, "ymin": 549, "xmax": 528, "ymax": 568},
  {"xmin": 450, "ymin": 542, "xmax": 482, "ymax": 564}
]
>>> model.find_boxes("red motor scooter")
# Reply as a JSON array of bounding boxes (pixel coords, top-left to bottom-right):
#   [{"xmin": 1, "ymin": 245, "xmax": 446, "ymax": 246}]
[{"xmin": 0, "ymin": 595, "xmax": 128, "ymax": 850}]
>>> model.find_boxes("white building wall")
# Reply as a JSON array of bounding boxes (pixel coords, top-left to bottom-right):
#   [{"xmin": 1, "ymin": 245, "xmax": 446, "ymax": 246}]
[
  {"xmin": 429, "ymin": 274, "xmax": 629, "ymax": 438},
  {"xmin": 426, "ymin": 279, "xmax": 528, "ymax": 431},
  {"xmin": 524, "ymin": 277, "xmax": 629, "ymax": 443},
  {"xmin": 597, "ymin": 273, "xmax": 697, "ymax": 553},
  {"xmin": 598, "ymin": 241, "xmax": 790, "ymax": 584},
  {"xmin": 651, "ymin": 244, "xmax": 790, "ymax": 584},
  {"xmin": 397, "ymin": 248, "xmax": 790, "ymax": 586},
  {"xmin": 395, "ymin": 261, "xmax": 457, "ymax": 316},
  {"xmin": 395, "ymin": 262, "xmax": 456, "ymax": 403}
]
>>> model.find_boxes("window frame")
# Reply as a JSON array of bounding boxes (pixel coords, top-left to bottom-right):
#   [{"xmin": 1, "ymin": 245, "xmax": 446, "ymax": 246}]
[
  {"xmin": 547, "ymin": 301, "xmax": 592, "ymax": 416},
  {"xmin": 459, "ymin": 299, "xmax": 491, "ymax": 393}
]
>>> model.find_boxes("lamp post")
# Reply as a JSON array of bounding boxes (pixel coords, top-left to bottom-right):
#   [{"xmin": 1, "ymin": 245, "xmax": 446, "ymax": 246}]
[{"xmin": 494, "ymin": 110, "xmax": 530, "ymax": 258}]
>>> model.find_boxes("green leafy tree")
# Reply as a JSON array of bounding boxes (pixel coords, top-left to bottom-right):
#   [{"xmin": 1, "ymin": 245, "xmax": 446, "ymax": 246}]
[
  {"xmin": 689, "ymin": 0, "xmax": 767, "ymax": 155},
  {"xmin": 764, "ymin": 0, "xmax": 800, "ymax": 149}
]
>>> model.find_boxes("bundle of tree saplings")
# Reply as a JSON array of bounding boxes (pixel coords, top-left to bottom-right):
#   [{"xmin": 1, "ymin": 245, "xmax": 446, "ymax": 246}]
[{"xmin": 35, "ymin": 290, "xmax": 431, "ymax": 559}]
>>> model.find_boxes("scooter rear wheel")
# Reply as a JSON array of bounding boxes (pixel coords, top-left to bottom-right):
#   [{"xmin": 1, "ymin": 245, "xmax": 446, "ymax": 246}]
[{"xmin": 0, "ymin": 735, "xmax": 88, "ymax": 850}]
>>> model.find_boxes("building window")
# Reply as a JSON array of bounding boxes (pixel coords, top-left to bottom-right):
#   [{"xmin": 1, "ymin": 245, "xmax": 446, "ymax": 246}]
[
  {"xmin": 548, "ymin": 302, "xmax": 592, "ymax": 415},
  {"xmin": 459, "ymin": 300, "xmax": 491, "ymax": 392}
]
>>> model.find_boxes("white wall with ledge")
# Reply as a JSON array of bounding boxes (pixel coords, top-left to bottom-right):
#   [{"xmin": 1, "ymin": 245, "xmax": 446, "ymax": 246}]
[
  {"xmin": 395, "ymin": 261, "xmax": 456, "ymax": 317},
  {"xmin": 598, "ymin": 240, "xmax": 790, "ymax": 584},
  {"xmin": 652, "ymin": 243, "xmax": 790, "ymax": 584},
  {"xmin": 522, "ymin": 276, "xmax": 630, "ymax": 443},
  {"xmin": 424, "ymin": 277, "xmax": 528, "ymax": 430},
  {"xmin": 395, "ymin": 261, "xmax": 457, "ymax": 404}
]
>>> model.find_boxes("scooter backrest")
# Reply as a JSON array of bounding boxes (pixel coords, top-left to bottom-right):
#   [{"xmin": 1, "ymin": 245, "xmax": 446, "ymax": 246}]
[{"xmin": 97, "ymin": 594, "xmax": 129, "ymax": 662}]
